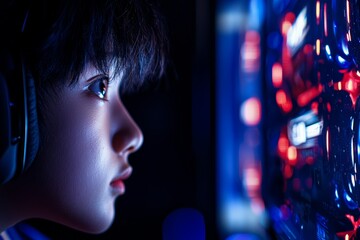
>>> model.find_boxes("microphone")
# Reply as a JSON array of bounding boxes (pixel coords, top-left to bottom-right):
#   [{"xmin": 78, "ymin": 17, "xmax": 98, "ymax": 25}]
[{"xmin": 162, "ymin": 208, "xmax": 206, "ymax": 240}]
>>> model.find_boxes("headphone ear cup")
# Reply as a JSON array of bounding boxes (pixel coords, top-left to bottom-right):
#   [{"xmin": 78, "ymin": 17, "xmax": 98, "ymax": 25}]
[
  {"xmin": 24, "ymin": 69, "xmax": 39, "ymax": 170},
  {"xmin": 0, "ymin": 73, "xmax": 17, "ymax": 183}
]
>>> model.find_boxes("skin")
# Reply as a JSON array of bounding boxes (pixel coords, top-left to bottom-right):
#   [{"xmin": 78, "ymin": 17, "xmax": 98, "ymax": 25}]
[{"xmin": 0, "ymin": 64, "xmax": 143, "ymax": 233}]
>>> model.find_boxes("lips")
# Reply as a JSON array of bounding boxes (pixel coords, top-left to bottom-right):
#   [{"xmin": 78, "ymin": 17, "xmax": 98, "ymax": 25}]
[{"xmin": 110, "ymin": 167, "xmax": 132, "ymax": 195}]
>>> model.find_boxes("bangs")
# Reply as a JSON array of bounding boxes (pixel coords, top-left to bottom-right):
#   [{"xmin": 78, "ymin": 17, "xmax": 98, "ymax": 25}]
[{"xmin": 28, "ymin": 0, "xmax": 168, "ymax": 92}]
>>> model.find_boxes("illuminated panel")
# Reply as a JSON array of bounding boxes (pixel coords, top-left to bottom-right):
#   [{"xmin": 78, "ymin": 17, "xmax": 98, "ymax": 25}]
[{"xmin": 288, "ymin": 111, "xmax": 323, "ymax": 148}]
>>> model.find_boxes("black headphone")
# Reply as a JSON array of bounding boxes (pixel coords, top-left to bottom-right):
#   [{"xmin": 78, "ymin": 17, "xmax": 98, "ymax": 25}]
[{"xmin": 0, "ymin": 10, "xmax": 39, "ymax": 184}]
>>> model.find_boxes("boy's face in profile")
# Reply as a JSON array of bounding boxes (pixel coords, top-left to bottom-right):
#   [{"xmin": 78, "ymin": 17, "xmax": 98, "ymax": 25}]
[{"xmin": 21, "ymin": 64, "xmax": 143, "ymax": 233}]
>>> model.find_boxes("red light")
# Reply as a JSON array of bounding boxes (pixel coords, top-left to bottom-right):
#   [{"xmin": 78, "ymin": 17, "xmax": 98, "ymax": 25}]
[
  {"xmin": 284, "ymin": 12, "xmax": 295, "ymax": 23},
  {"xmin": 276, "ymin": 90, "xmax": 293, "ymax": 113},
  {"xmin": 287, "ymin": 146, "xmax": 297, "ymax": 165},
  {"xmin": 276, "ymin": 90, "xmax": 287, "ymax": 105},
  {"xmin": 326, "ymin": 103, "xmax": 331, "ymax": 112},
  {"xmin": 334, "ymin": 70, "xmax": 360, "ymax": 106},
  {"xmin": 282, "ymin": 21, "xmax": 292, "ymax": 35},
  {"xmin": 336, "ymin": 214, "xmax": 360, "ymax": 239},
  {"xmin": 297, "ymin": 85, "xmax": 323, "ymax": 107},
  {"xmin": 284, "ymin": 164, "xmax": 293, "ymax": 179},
  {"xmin": 311, "ymin": 102, "xmax": 319, "ymax": 114},
  {"xmin": 303, "ymin": 44, "xmax": 313, "ymax": 54},
  {"xmin": 278, "ymin": 136, "xmax": 289, "ymax": 154},
  {"xmin": 306, "ymin": 156, "xmax": 315, "ymax": 165},
  {"xmin": 240, "ymin": 97, "xmax": 261, "ymax": 126},
  {"xmin": 272, "ymin": 63, "xmax": 283, "ymax": 88}
]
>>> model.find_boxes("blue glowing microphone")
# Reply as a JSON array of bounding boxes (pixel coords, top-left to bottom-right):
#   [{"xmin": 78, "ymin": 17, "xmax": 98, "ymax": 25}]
[{"xmin": 162, "ymin": 208, "xmax": 206, "ymax": 240}]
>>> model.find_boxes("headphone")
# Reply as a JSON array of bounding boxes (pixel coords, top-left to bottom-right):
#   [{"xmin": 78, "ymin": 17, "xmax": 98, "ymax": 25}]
[{"xmin": 0, "ymin": 9, "xmax": 39, "ymax": 184}]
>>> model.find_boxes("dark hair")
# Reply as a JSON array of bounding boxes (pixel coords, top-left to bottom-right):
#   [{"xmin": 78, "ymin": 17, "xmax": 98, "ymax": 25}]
[{"xmin": 24, "ymin": 0, "xmax": 168, "ymax": 92}]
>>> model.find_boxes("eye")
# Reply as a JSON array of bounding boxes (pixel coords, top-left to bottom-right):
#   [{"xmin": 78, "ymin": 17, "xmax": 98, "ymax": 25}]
[{"xmin": 88, "ymin": 76, "xmax": 109, "ymax": 100}]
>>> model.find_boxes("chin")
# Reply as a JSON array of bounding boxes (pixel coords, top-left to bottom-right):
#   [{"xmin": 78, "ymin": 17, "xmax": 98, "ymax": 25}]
[
  {"xmin": 63, "ymin": 216, "xmax": 114, "ymax": 234},
  {"xmin": 54, "ymin": 206, "xmax": 116, "ymax": 234}
]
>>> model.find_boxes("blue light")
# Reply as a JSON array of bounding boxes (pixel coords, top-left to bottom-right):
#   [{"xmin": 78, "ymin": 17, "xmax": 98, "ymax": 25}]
[
  {"xmin": 226, "ymin": 233, "xmax": 261, "ymax": 240},
  {"xmin": 343, "ymin": 191, "xmax": 358, "ymax": 210},
  {"xmin": 325, "ymin": 45, "xmax": 332, "ymax": 60}
]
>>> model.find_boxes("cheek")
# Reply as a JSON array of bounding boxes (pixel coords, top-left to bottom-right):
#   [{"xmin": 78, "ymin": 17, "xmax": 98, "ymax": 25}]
[{"xmin": 34, "ymin": 96, "xmax": 117, "ymax": 232}]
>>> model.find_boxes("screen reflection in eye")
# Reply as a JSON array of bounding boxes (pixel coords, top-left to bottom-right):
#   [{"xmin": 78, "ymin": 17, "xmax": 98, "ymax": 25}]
[{"xmin": 88, "ymin": 76, "xmax": 110, "ymax": 101}]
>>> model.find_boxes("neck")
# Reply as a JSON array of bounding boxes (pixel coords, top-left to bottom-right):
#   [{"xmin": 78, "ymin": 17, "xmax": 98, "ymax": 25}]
[{"xmin": 0, "ymin": 180, "xmax": 28, "ymax": 233}]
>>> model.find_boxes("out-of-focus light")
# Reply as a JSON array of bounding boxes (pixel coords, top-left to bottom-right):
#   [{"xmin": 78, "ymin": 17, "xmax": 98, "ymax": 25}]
[
  {"xmin": 303, "ymin": 44, "xmax": 313, "ymax": 55},
  {"xmin": 316, "ymin": 39, "xmax": 321, "ymax": 55},
  {"xmin": 276, "ymin": 90, "xmax": 293, "ymax": 113},
  {"xmin": 282, "ymin": 21, "xmax": 292, "ymax": 35},
  {"xmin": 351, "ymin": 174, "xmax": 356, "ymax": 187},
  {"xmin": 276, "ymin": 90, "xmax": 286, "ymax": 105},
  {"xmin": 244, "ymin": 168, "xmax": 261, "ymax": 195},
  {"xmin": 325, "ymin": 45, "xmax": 331, "ymax": 58},
  {"xmin": 324, "ymin": 3, "xmax": 328, "ymax": 36},
  {"xmin": 225, "ymin": 233, "xmax": 260, "ymax": 240},
  {"xmin": 335, "ymin": 71, "xmax": 360, "ymax": 106},
  {"xmin": 284, "ymin": 164, "xmax": 293, "ymax": 179},
  {"xmin": 287, "ymin": 146, "xmax": 297, "ymax": 165},
  {"xmin": 217, "ymin": 9, "xmax": 246, "ymax": 33},
  {"xmin": 272, "ymin": 63, "xmax": 283, "ymax": 87},
  {"xmin": 336, "ymin": 215, "xmax": 360, "ymax": 239},
  {"xmin": 342, "ymin": 41, "xmax": 349, "ymax": 56},
  {"xmin": 326, "ymin": 128, "xmax": 330, "ymax": 160},
  {"xmin": 284, "ymin": 12, "xmax": 295, "ymax": 23},
  {"xmin": 287, "ymin": 8, "xmax": 308, "ymax": 52},
  {"xmin": 311, "ymin": 102, "xmax": 319, "ymax": 114},
  {"xmin": 347, "ymin": 31, "xmax": 352, "ymax": 42},
  {"xmin": 278, "ymin": 136, "xmax": 289, "ymax": 154},
  {"xmin": 316, "ymin": 1, "xmax": 320, "ymax": 24},
  {"xmin": 242, "ymin": 31, "xmax": 261, "ymax": 73},
  {"xmin": 346, "ymin": 78, "xmax": 354, "ymax": 91},
  {"xmin": 297, "ymin": 85, "xmax": 323, "ymax": 107},
  {"xmin": 347, "ymin": 0, "xmax": 350, "ymax": 24},
  {"xmin": 306, "ymin": 156, "xmax": 315, "ymax": 165},
  {"xmin": 337, "ymin": 55, "xmax": 346, "ymax": 64},
  {"xmin": 240, "ymin": 97, "xmax": 261, "ymax": 126}
]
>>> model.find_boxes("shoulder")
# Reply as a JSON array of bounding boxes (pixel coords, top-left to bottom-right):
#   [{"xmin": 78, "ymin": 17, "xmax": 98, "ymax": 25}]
[{"xmin": 1, "ymin": 223, "xmax": 50, "ymax": 240}]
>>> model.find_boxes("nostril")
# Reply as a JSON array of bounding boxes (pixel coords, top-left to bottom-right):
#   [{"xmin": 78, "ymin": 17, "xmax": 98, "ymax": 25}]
[{"xmin": 112, "ymin": 123, "xmax": 143, "ymax": 155}]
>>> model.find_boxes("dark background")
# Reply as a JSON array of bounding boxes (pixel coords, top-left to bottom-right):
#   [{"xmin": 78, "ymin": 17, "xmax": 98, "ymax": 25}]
[{"xmin": 27, "ymin": 0, "xmax": 216, "ymax": 239}]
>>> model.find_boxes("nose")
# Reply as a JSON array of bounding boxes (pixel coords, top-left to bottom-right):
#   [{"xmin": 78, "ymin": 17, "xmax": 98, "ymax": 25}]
[{"xmin": 111, "ymin": 103, "xmax": 143, "ymax": 157}]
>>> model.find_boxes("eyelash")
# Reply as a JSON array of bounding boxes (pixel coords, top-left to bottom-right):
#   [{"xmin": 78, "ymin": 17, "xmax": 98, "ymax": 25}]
[{"xmin": 87, "ymin": 76, "xmax": 110, "ymax": 101}]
